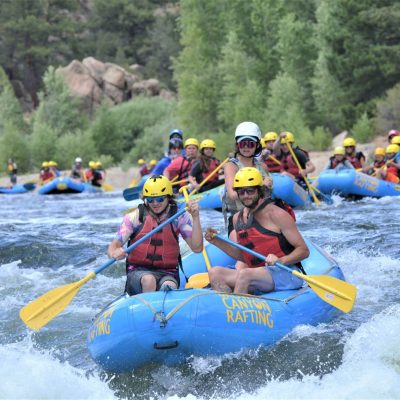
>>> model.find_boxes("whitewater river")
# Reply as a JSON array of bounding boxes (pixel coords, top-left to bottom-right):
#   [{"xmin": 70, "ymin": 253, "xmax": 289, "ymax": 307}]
[{"xmin": 1, "ymin": 191, "xmax": 399, "ymax": 399}]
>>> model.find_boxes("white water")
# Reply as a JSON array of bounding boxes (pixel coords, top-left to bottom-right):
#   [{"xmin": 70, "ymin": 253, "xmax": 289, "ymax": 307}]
[{"xmin": 1, "ymin": 193, "xmax": 399, "ymax": 399}]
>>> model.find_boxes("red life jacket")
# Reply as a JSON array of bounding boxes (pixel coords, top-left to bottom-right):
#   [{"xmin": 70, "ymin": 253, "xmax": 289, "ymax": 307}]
[
  {"xmin": 41, "ymin": 170, "xmax": 54, "ymax": 181},
  {"xmin": 201, "ymin": 157, "xmax": 220, "ymax": 182},
  {"xmin": 278, "ymin": 152, "xmax": 300, "ymax": 178},
  {"xmin": 345, "ymin": 152, "xmax": 363, "ymax": 169},
  {"xmin": 139, "ymin": 165, "xmax": 150, "ymax": 177},
  {"xmin": 233, "ymin": 199, "xmax": 298, "ymax": 268},
  {"xmin": 127, "ymin": 204, "xmax": 180, "ymax": 272},
  {"xmin": 374, "ymin": 160, "xmax": 385, "ymax": 168},
  {"xmin": 263, "ymin": 155, "xmax": 281, "ymax": 173},
  {"xmin": 177, "ymin": 156, "xmax": 195, "ymax": 182},
  {"xmin": 386, "ymin": 164, "xmax": 400, "ymax": 177},
  {"xmin": 85, "ymin": 169, "xmax": 94, "ymax": 181},
  {"xmin": 329, "ymin": 156, "xmax": 348, "ymax": 169}
]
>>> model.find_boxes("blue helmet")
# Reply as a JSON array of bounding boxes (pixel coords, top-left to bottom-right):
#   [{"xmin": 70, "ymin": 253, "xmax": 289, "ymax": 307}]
[{"xmin": 169, "ymin": 128, "xmax": 183, "ymax": 139}]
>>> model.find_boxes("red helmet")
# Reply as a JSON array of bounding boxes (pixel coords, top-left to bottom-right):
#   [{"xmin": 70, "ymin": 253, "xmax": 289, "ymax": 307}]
[{"xmin": 387, "ymin": 129, "xmax": 399, "ymax": 139}]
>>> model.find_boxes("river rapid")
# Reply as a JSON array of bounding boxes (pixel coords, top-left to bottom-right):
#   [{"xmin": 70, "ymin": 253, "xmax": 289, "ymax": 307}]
[{"xmin": 0, "ymin": 191, "xmax": 399, "ymax": 400}]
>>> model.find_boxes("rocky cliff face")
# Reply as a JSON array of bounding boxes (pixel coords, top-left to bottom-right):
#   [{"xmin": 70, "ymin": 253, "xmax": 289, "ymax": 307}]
[{"xmin": 56, "ymin": 57, "xmax": 174, "ymax": 115}]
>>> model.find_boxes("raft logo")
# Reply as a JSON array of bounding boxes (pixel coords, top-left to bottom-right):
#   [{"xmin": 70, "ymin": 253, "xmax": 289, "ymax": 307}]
[
  {"xmin": 354, "ymin": 174, "xmax": 378, "ymax": 193},
  {"xmin": 88, "ymin": 307, "xmax": 115, "ymax": 341},
  {"xmin": 220, "ymin": 295, "xmax": 274, "ymax": 328}
]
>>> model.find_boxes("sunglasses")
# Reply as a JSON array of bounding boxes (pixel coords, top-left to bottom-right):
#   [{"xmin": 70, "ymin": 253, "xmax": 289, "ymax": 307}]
[
  {"xmin": 145, "ymin": 196, "xmax": 167, "ymax": 204},
  {"xmin": 235, "ymin": 187, "xmax": 257, "ymax": 196},
  {"xmin": 238, "ymin": 140, "xmax": 256, "ymax": 149}
]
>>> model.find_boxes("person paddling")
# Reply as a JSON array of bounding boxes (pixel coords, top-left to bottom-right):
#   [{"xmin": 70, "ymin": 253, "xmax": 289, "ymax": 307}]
[
  {"xmin": 206, "ymin": 167, "xmax": 309, "ymax": 295},
  {"xmin": 188, "ymin": 139, "xmax": 223, "ymax": 192},
  {"xmin": 107, "ymin": 175, "xmax": 203, "ymax": 294},
  {"xmin": 362, "ymin": 148, "xmax": 386, "ymax": 176},
  {"xmin": 261, "ymin": 131, "xmax": 280, "ymax": 173},
  {"xmin": 7, "ymin": 158, "xmax": 17, "ymax": 185},
  {"xmin": 163, "ymin": 138, "xmax": 199, "ymax": 187},
  {"xmin": 376, "ymin": 144, "xmax": 400, "ymax": 183},
  {"xmin": 70, "ymin": 157, "xmax": 85, "ymax": 181},
  {"xmin": 325, "ymin": 147, "xmax": 354, "ymax": 171},
  {"xmin": 343, "ymin": 138, "xmax": 365, "ymax": 168}
]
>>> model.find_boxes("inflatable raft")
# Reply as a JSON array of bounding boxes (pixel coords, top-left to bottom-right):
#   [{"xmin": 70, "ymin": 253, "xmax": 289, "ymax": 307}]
[
  {"xmin": 39, "ymin": 177, "xmax": 102, "ymax": 195},
  {"xmin": 87, "ymin": 240, "xmax": 344, "ymax": 372},
  {"xmin": 0, "ymin": 183, "xmax": 35, "ymax": 194},
  {"xmin": 315, "ymin": 169, "xmax": 400, "ymax": 198}
]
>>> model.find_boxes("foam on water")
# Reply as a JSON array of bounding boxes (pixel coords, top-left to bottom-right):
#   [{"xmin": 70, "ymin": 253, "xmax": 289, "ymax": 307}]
[
  {"xmin": 166, "ymin": 305, "xmax": 400, "ymax": 400},
  {"xmin": 0, "ymin": 339, "xmax": 117, "ymax": 400}
]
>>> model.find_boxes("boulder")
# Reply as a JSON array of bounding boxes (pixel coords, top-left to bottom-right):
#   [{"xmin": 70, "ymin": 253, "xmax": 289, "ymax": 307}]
[
  {"xmin": 131, "ymin": 78, "xmax": 160, "ymax": 97},
  {"xmin": 82, "ymin": 57, "xmax": 106, "ymax": 85}
]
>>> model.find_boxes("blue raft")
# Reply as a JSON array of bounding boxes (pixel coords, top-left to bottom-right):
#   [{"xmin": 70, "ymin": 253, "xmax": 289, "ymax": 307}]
[
  {"xmin": 87, "ymin": 240, "xmax": 343, "ymax": 373},
  {"xmin": 0, "ymin": 183, "xmax": 35, "ymax": 194},
  {"xmin": 39, "ymin": 177, "xmax": 102, "ymax": 195},
  {"xmin": 314, "ymin": 169, "xmax": 400, "ymax": 198}
]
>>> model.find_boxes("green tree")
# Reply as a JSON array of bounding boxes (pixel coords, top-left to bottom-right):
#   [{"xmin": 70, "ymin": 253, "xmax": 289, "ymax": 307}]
[
  {"xmin": 217, "ymin": 32, "xmax": 264, "ymax": 132},
  {"xmin": 30, "ymin": 121, "xmax": 58, "ymax": 167},
  {"xmin": 33, "ymin": 67, "xmax": 87, "ymax": 137},
  {"xmin": 0, "ymin": 0, "xmax": 83, "ymax": 105},
  {"xmin": 0, "ymin": 122, "xmax": 31, "ymax": 172},
  {"xmin": 264, "ymin": 72, "xmax": 312, "ymax": 147},
  {"xmin": 351, "ymin": 112, "xmax": 375, "ymax": 143},
  {"xmin": 375, "ymin": 83, "xmax": 400, "ymax": 135},
  {"xmin": 88, "ymin": 0, "xmax": 155, "ymax": 66},
  {"xmin": 175, "ymin": 0, "xmax": 229, "ymax": 134}
]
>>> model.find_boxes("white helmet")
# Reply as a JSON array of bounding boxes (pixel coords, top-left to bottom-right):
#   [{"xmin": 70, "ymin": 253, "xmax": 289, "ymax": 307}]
[
  {"xmin": 75, "ymin": 157, "xmax": 82, "ymax": 163},
  {"xmin": 234, "ymin": 121, "xmax": 262, "ymax": 142}
]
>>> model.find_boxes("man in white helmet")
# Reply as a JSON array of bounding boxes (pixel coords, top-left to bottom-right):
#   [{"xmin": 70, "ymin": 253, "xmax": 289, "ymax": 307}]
[{"xmin": 70, "ymin": 157, "xmax": 85, "ymax": 180}]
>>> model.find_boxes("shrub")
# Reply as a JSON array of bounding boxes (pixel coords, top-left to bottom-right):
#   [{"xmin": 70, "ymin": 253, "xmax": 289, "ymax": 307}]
[
  {"xmin": 310, "ymin": 126, "xmax": 332, "ymax": 150},
  {"xmin": 375, "ymin": 83, "xmax": 400, "ymax": 135},
  {"xmin": 0, "ymin": 122, "xmax": 31, "ymax": 172},
  {"xmin": 351, "ymin": 112, "xmax": 374, "ymax": 143},
  {"xmin": 30, "ymin": 121, "xmax": 58, "ymax": 168}
]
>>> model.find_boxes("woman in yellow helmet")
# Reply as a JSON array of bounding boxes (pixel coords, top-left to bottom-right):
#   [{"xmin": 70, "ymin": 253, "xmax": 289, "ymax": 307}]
[
  {"xmin": 342, "ymin": 137, "xmax": 365, "ymax": 168},
  {"xmin": 164, "ymin": 138, "xmax": 199, "ymax": 187},
  {"xmin": 362, "ymin": 148, "xmax": 386, "ymax": 176},
  {"xmin": 325, "ymin": 147, "xmax": 354, "ymax": 171},
  {"xmin": 107, "ymin": 175, "xmax": 203, "ymax": 295},
  {"xmin": 188, "ymin": 139, "xmax": 223, "ymax": 192},
  {"xmin": 39, "ymin": 161, "xmax": 56, "ymax": 183}
]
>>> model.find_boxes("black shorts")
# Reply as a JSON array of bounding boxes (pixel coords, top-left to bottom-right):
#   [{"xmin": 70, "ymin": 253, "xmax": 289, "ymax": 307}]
[{"xmin": 126, "ymin": 267, "xmax": 179, "ymax": 295}]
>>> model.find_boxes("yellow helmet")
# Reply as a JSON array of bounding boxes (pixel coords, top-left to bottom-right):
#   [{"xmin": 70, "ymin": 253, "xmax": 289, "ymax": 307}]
[
  {"xmin": 200, "ymin": 139, "xmax": 216, "ymax": 150},
  {"xmin": 89, "ymin": 160, "xmax": 96, "ymax": 168},
  {"xmin": 143, "ymin": 175, "xmax": 173, "ymax": 197},
  {"xmin": 374, "ymin": 147, "xmax": 385, "ymax": 157},
  {"xmin": 149, "ymin": 159, "xmax": 157, "ymax": 166},
  {"xmin": 333, "ymin": 146, "xmax": 345, "ymax": 156},
  {"xmin": 264, "ymin": 131, "xmax": 278, "ymax": 142},
  {"xmin": 391, "ymin": 135, "xmax": 400, "ymax": 145},
  {"xmin": 260, "ymin": 138, "xmax": 267, "ymax": 149},
  {"xmin": 386, "ymin": 144, "xmax": 400, "ymax": 154},
  {"xmin": 184, "ymin": 138, "xmax": 199, "ymax": 148},
  {"xmin": 343, "ymin": 137, "xmax": 356, "ymax": 147},
  {"xmin": 96, "ymin": 161, "xmax": 102, "ymax": 168},
  {"xmin": 233, "ymin": 167, "xmax": 263, "ymax": 188},
  {"xmin": 49, "ymin": 160, "xmax": 58, "ymax": 167},
  {"xmin": 42, "ymin": 161, "xmax": 49, "ymax": 167},
  {"xmin": 138, "ymin": 159, "xmax": 145, "ymax": 165},
  {"xmin": 281, "ymin": 131, "xmax": 295, "ymax": 143}
]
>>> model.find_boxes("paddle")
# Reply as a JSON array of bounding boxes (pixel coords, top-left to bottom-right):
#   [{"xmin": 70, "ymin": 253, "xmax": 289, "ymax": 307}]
[
  {"xmin": 286, "ymin": 142, "xmax": 320, "ymax": 205},
  {"xmin": 20, "ymin": 207, "xmax": 187, "ymax": 331},
  {"xmin": 211, "ymin": 234, "xmax": 356, "ymax": 313},
  {"xmin": 189, "ymin": 157, "xmax": 228, "ymax": 196},
  {"xmin": 22, "ymin": 183, "xmax": 36, "ymax": 191},
  {"xmin": 101, "ymin": 182, "xmax": 114, "ymax": 192}
]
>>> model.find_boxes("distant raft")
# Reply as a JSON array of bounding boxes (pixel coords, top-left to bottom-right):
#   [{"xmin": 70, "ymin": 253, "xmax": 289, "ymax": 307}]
[
  {"xmin": 314, "ymin": 169, "xmax": 400, "ymax": 198},
  {"xmin": 38, "ymin": 177, "xmax": 102, "ymax": 195},
  {"xmin": 87, "ymin": 239, "xmax": 344, "ymax": 373},
  {"xmin": 0, "ymin": 183, "xmax": 35, "ymax": 194}
]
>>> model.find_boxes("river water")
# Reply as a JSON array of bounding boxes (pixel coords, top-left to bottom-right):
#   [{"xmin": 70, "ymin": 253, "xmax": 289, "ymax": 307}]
[{"xmin": 1, "ymin": 191, "xmax": 399, "ymax": 399}]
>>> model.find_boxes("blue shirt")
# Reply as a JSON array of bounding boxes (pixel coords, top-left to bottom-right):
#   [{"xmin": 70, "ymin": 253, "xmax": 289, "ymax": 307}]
[
  {"xmin": 152, "ymin": 157, "xmax": 171, "ymax": 175},
  {"xmin": 394, "ymin": 152, "xmax": 400, "ymax": 163}
]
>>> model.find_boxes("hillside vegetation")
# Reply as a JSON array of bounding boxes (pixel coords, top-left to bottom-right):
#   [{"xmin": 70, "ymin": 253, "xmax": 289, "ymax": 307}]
[{"xmin": 1, "ymin": 0, "xmax": 400, "ymax": 172}]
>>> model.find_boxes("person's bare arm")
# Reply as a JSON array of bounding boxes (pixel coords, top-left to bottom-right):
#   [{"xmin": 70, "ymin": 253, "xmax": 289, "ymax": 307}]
[
  {"xmin": 269, "ymin": 208, "xmax": 309, "ymax": 265},
  {"xmin": 224, "ymin": 162, "xmax": 239, "ymax": 201}
]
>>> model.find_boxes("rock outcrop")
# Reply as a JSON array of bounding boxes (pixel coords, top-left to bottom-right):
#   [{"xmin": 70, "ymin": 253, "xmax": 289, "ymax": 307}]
[{"xmin": 57, "ymin": 57, "xmax": 173, "ymax": 114}]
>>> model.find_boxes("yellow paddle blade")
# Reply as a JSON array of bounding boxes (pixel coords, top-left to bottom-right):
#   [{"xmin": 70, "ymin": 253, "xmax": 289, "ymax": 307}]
[
  {"xmin": 185, "ymin": 272, "xmax": 210, "ymax": 289},
  {"xmin": 101, "ymin": 183, "xmax": 114, "ymax": 192},
  {"xmin": 293, "ymin": 271, "xmax": 357, "ymax": 313},
  {"xmin": 19, "ymin": 272, "xmax": 96, "ymax": 331}
]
